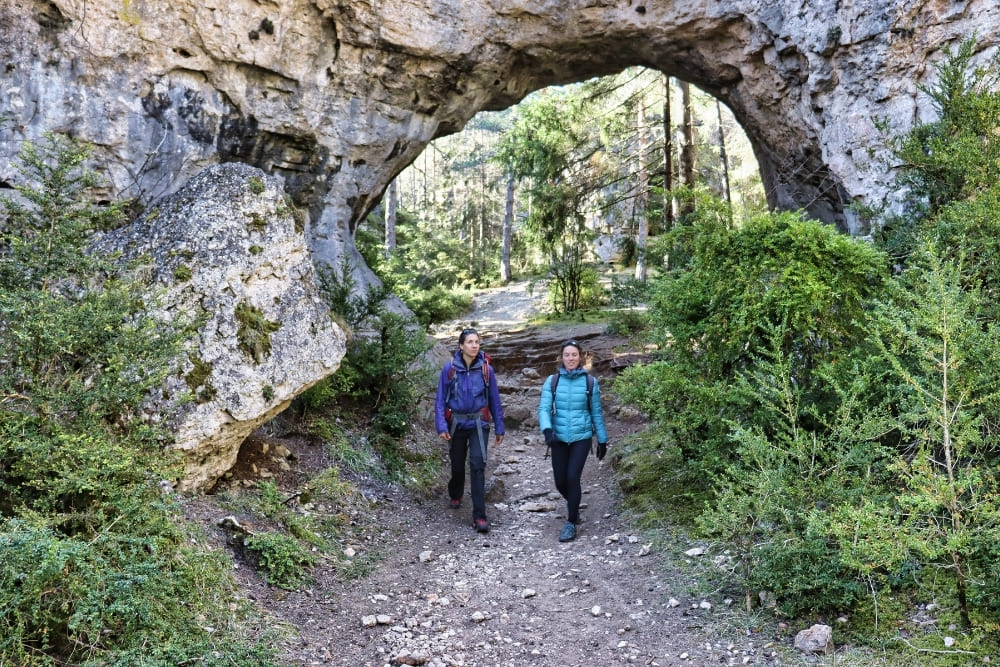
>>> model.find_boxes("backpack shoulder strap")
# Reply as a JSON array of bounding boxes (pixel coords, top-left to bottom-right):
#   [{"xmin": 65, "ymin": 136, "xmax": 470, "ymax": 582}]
[
  {"xmin": 586, "ymin": 374, "xmax": 597, "ymax": 434},
  {"xmin": 480, "ymin": 356, "xmax": 492, "ymax": 421},
  {"xmin": 481, "ymin": 354, "xmax": 492, "ymax": 385},
  {"xmin": 444, "ymin": 362, "xmax": 456, "ymax": 410}
]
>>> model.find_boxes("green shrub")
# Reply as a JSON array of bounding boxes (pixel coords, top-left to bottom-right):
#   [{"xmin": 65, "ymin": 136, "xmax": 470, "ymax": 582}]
[
  {"xmin": 616, "ymin": 360, "xmax": 736, "ymax": 479},
  {"xmin": 658, "ymin": 209, "xmax": 884, "ymax": 377},
  {"xmin": 615, "ymin": 202, "xmax": 905, "ymax": 621},
  {"xmin": 876, "ymin": 39, "xmax": 1000, "ymax": 266},
  {"xmin": 608, "ymin": 275, "xmax": 651, "ymax": 307},
  {"xmin": 0, "ymin": 515, "xmax": 277, "ymax": 665},
  {"xmin": 921, "ymin": 185, "xmax": 1000, "ymax": 320},
  {"xmin": 545, "ymin": 251, "xmax": 602, "ymax": 314},
  {"xmin": 397, "ymin": 282, "xmax": 473, "ymax": 327},
  {"xmin": 0, "ymin": 133, "xmax": 276, "ymax": 664},
  {"xmin": 694, "ymin": 329, "xmax": 898, "ymax": 616},
  {"xmin": 618, "ymin": 209, "xmax": 886, "ymax": 474},
  {"xmin": 576, "ymin": 266, "xmax": 605, "ymax": 310},
  {"xmin": 605, "ymin": 308, "xmax": 649, "ymax": 335},
  {"xmin": 862, "ymin": 45, "xmax": 1000, "ymax": 628},
  {"xmin": 316, "ymin": 258, "xmax": 389, "ymax": 330},
  {"xmin": 856, "ymin": 247, "xmax": 1000, "ymax": 627},
  {"xmin": 244, "ymin": 531, "xmax": 316, "ymax": 589},
  {"xmin": 308, "ymin": 260, "xmax": 434, "ymax": 482},
  {"xmin": 891, "ymin": 40, "xmax": 1000, "ymax": 215}
]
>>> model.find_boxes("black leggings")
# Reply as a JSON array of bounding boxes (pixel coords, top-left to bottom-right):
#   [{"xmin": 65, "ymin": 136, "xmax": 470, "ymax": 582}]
[
  {"xmin": 550, "ymin": 438, "xmax": 591, "ymax": 524},
  {"xmin": 448, "ymin": 426, "xmax": 489, "ymax": 520}
]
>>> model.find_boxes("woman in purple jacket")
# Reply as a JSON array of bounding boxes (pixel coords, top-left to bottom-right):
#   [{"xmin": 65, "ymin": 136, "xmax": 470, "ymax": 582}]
[{"xmin": 435, "ymin": 328, "xmax": 505, "ymax": 533}]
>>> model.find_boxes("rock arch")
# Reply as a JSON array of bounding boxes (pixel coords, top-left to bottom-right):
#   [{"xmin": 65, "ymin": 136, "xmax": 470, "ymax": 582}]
[{"xmin": 4, "ymin": 1, "xmax": 999, "ymax": 271}]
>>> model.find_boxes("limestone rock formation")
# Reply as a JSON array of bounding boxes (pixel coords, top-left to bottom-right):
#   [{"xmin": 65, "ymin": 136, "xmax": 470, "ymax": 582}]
[
  {"xmin": 3, "ymin": 0, "xmax": 999, "ymax": 487},
  {"xmin": 95, "ymin": 163, "xmax": 346, "ymax": 492}
]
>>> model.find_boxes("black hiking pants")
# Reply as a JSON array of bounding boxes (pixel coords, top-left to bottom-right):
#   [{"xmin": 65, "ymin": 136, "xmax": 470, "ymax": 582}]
[
  {"xmin": 550, "ymin": 438, "xmax": 591, "ymax": 524},
  {"xmin": 448, "ymin": 426, "xmax": 489, "ymax": 521}
]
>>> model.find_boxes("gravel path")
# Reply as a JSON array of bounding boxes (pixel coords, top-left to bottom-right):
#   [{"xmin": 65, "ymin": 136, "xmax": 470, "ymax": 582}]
[{"xmin": 218, "ymin": 281, "xmax": 788, "ymax": 666}]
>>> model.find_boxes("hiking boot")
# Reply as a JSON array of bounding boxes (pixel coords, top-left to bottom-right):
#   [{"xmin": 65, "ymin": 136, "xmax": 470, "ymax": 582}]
[
  {"xmin": 449, "ymin": 498, "xmax": 461, "ymax": 509},
  {"xmin": 474, "ymin": 518, "xmax": 489, "ymax": 533},
  {"xmin": 558, "ymin": 521, "xmax": 576, "ymax": 542}
]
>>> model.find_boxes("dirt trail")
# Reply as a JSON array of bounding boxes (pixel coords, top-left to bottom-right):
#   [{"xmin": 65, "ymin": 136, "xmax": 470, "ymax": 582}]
[{"xmin": 219, "ymin": 282, "xmax": 782, "ymax": 666}]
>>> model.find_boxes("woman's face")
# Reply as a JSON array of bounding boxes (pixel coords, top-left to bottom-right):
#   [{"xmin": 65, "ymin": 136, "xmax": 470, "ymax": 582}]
[
  {"xmin": 460, "ymin": 334, "xmax": 481, "ymax": 358},
  {"xmin": 561, "ymin": 345, "xmax": 581, "ymax": 370}
]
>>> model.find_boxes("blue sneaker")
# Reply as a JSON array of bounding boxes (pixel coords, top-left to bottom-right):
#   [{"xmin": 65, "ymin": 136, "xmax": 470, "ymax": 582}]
[{"xmin": 558, "ymin": 521, "xmax": 576, "ymax": 542}]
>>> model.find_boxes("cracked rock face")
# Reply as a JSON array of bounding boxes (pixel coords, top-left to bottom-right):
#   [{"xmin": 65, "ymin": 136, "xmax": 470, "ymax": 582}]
[
  {"xmin": 95, "ymin": 163, "xmax": 346, "ymax": 492},
  {"xmin": 3, "ymin": 0, "xmax": 998, "ymax": 487}
]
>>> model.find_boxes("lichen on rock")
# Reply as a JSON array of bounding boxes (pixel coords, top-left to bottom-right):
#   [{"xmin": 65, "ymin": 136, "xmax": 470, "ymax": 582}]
[{"xmin": 95, "ymin": 163, "xmax": 347, "ymax": 492}]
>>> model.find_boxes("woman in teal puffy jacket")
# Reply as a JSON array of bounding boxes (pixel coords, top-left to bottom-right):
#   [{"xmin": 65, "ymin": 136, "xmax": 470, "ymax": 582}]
[{"xmin": 538, "ymin": 340, "xmax": 608, "ymax": 542}]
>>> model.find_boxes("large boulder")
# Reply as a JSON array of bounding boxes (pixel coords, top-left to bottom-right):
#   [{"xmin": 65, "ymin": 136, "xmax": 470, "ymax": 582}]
[{"xmin": 96, "ymin": 163, "xmax": 346, "ymax": 492}]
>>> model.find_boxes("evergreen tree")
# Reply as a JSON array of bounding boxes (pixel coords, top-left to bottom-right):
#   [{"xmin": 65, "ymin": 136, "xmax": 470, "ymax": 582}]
[{"xmin": 0, "ymin": 133, "xmax": 273, "ymax": 664}]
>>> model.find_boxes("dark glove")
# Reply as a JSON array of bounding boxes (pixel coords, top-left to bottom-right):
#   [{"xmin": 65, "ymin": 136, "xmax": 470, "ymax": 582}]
[
  {"xmin": 543, "ymin": 428, "xmax": 557, "ymax": 447},
  {"xmin": 596, "ymin": 442, "xmax": 608, "ymax": 461}
]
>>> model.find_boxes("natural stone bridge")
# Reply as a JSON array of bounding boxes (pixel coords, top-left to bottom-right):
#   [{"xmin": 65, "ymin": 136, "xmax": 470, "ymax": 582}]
[
  {"xmin": 5, "ymin": 1, "xmax": 998, "ymax": 263},
  {"xmin": 3, "ymin": 0, "xmax": 997, "ymax": 489}
]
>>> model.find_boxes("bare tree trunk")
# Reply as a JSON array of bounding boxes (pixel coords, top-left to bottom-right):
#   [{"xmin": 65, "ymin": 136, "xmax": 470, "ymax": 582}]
[
  {"xmin": 384, "ymin": 176, "xmax": 398, "ymax": 256},
  {"xmin": 680, "ymin": 80, "xmax": 697, "ymax": 218},
  {"xmin": 500, "ymin": 173, "xmax": 514, "ymax": 283},
  {"xmin": 635, "ymin": 98, "xmax": 649, "ymax": 282},
  {"xmin": 716, "ymin": 100, "xmax": 732, "ymax": 214},
  {"xmin": 479, "ymin": 155, "xmax": 487, "ymax": 269},
  {"xmin": 663, "ymin": 74, "xmax": 675, "ymax": 231},
  {"xmin": 422, "ymin": 147, "xmax": 429, "ymax": 208}
]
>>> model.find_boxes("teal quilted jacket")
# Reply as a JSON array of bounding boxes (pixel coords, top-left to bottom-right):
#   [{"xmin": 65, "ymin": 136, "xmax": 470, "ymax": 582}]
[{"xmin": 538, "ymin": 367, "xmax": 608, "ymax": 444}]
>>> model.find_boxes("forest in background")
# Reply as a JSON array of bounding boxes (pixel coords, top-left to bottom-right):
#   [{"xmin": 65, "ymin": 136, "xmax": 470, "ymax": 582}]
[
  {"xmin": 3, "ymin": 41, "xmax": 1000, "ymax": 665},
  {"xmin": 358, "ymin": 68, "xmax": 764, "ymax": 324}
]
